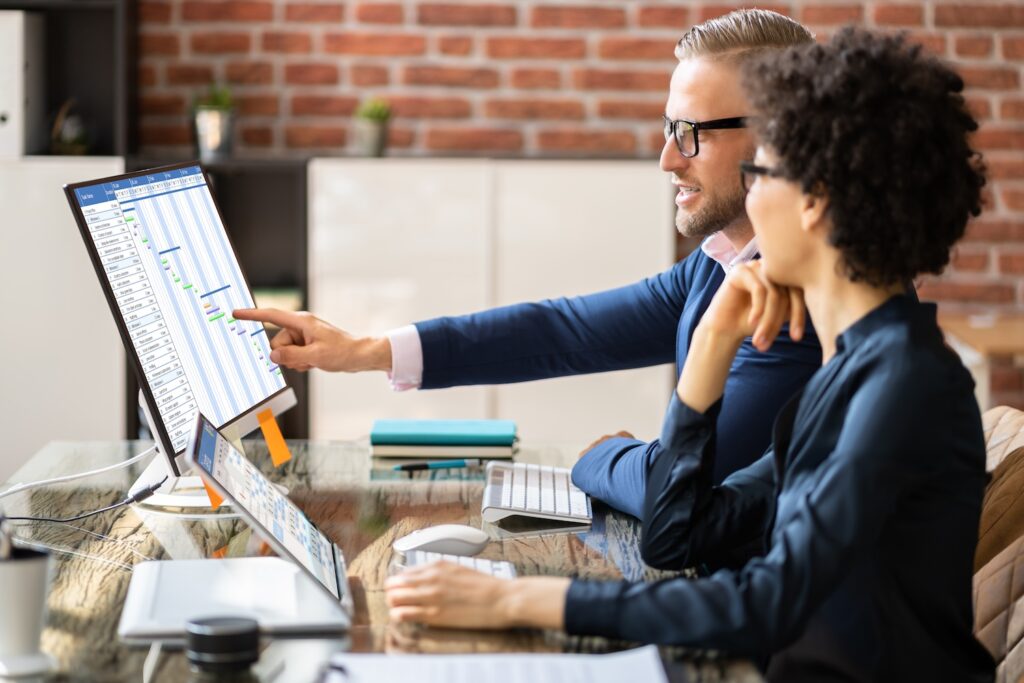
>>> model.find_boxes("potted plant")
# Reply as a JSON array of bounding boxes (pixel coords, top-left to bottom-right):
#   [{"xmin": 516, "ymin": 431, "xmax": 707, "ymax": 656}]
[
  {"xmin": 193, "ymin": 84, "xmax": 234, "ymax": 162},
  {"xmin": 354, "ymin": 98, "xmax": 391, "ymax": 157}
]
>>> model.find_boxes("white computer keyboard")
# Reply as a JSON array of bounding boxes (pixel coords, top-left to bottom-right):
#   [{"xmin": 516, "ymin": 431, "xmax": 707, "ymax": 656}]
[
  {"xmin": 403, "ymin": 550, "xmax": 517, "ymax": 579},
  {"xmin": 481, "ymin": 461, "xmax": 592, "ymax": 524}
]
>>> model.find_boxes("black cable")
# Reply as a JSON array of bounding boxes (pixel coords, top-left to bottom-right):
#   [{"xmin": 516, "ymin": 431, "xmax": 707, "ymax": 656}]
[{"xmin": 1, "ymin": 476, "xmax": 168, "ymax": 524}]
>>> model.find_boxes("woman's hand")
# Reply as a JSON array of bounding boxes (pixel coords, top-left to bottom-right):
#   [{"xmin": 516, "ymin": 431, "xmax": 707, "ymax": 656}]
[
  {"xmin": 677, "ymin": 261, "xmax": 806, "ymax": 413},
  {"xmin": 385, "ymin": 562, "xmax": 569, "ymax": 630},
  {"xmin": 701, "ymin": 260, "xmax": 805, "ymax": 352}
]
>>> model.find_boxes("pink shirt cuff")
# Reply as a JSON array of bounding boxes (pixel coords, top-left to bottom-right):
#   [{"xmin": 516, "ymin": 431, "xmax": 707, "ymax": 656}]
[{"xmin": 386, "ymin": 324, "xmax": 424, "ymax": 391}]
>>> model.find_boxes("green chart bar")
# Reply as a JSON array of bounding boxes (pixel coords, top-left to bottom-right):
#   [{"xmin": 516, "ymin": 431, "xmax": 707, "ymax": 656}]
[
  {"xmin": 208, "ymin": 312, "xmax": 226, "ymax": 322},
  {"xmin": 183, "ymin": 284, "xmax": 193, "ymax": 290}
]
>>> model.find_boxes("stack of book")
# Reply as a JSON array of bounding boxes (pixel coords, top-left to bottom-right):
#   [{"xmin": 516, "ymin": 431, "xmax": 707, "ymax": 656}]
[{"xmin": 369, "ymin": 419, "xmax": 517, "ymax": 459}]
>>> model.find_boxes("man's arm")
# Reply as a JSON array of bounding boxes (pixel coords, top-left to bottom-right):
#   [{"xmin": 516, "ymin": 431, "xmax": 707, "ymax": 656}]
[
  {"xmin": 415, "ymin": 260, "xmax": 690, "ymax": 389},
  {"xmin": 570, "ymin": 436, "xmax": 657, "ymax": 519},
  {"xmin": 234, "ymin": 257, "xmax": 692, "ymax": 388}
]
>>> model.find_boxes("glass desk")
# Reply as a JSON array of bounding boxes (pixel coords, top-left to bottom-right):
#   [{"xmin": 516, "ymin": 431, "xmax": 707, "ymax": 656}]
[{"xmin": 0, "ymin": 441, "xmax": 762, "ymax": 682}]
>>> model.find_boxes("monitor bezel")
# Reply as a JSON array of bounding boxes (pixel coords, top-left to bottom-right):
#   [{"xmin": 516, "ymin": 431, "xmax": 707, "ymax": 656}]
[{"xmin": 63, "ymin": 160, "xmax": 293, "ymax": 476}]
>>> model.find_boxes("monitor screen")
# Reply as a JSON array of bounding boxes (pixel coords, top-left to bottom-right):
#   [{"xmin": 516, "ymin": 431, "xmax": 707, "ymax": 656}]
[
  {"xmin": 190, "ymin": 414, "xmax": 341, "ymax": 600},
  {"xmin": 66, "ymin": 163, "xmax": 288, "ymax": 458}
]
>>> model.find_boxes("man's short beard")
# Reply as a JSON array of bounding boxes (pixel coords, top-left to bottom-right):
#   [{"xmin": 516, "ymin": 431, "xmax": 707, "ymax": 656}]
[{"xmin": 675, "ymin": 184, "xmax": 747, "ymax": 239}]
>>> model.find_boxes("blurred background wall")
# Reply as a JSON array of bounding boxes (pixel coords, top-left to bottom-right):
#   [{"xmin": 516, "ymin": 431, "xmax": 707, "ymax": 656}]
[{"xmin": 134, "ymin": 0, "xmax": 1024, "ymax": 405}]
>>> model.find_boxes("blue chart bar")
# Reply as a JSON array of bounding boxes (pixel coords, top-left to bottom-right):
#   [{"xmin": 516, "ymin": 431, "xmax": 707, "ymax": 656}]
[
  {"xmin": 158, "ymin": 246, "xmax": 181, "ymax": 255},
  {"xmin": 201, "ymin": 284, "xmax": 231, "ymax": 298}
]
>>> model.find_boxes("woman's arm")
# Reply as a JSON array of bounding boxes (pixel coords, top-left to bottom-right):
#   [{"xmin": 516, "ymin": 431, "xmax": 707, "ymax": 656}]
[
  {"xmin": 640, "ymin": 261, "xmax": 804, "ymax": 569},
  {"xmin": 678, "ymin": 261, "xmax": 805, "ymax": 411}
]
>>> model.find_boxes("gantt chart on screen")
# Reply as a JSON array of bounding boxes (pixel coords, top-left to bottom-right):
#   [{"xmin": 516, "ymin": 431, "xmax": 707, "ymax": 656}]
[{"xmin": 74, "ymin": 166, "xmax": 286, "ymax": 453}]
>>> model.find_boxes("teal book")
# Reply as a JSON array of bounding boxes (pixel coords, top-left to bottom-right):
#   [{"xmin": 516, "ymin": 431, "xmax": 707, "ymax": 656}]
[{"xmin": 370, "ymin": 419, "xmax": 517, "ymax": 446}]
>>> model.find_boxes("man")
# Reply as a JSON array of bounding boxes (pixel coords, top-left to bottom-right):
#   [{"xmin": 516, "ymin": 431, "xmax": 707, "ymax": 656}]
[{"xmin": 234, "ymin": 9, "xmax": 822, "ymax": 519}]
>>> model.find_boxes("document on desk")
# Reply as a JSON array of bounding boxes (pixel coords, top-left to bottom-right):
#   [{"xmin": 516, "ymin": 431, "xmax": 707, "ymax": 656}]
[{"xmin": 325, "ymin": 645, "xmax": 668, "ymax": 683}]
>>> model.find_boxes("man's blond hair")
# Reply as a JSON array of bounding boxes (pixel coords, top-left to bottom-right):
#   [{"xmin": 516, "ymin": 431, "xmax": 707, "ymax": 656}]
[{"xmin": 675, "ymin": 8, "xmax": 814, "ymax": 63}]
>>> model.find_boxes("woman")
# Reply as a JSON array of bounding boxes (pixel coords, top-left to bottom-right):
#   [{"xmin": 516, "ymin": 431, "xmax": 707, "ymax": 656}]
[{"xmin": 385, "ymin": 28, "xmax": 994, "ymax": 681}]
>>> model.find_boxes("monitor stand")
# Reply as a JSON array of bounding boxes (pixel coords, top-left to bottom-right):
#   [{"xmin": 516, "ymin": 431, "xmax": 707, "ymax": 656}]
[
  {"xmin": 129, "ymin": 456, "xmax": 219, "ymax": 509},
  {"xmin": 128, "ymin": 391, "xmax": 234, "ymax": 509}
]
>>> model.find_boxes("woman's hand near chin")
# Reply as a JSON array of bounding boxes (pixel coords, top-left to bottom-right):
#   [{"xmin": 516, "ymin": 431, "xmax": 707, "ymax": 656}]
[
  {"xmin": 385, "ymin": 562, "xmax": 570, "ymax": 630},
  {"xmin": 678, "ymin": 261, "xmax": 806, "ymax": 413},
  {"xmin": 700, "ymin": 260, "xmax": 805, "ymax": 351}
]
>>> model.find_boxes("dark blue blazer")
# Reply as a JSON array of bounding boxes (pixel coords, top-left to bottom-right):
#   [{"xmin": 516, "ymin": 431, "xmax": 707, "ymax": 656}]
[{"xmin": 415, "ymin": 248, "xmax": 823, "ymax": 517}]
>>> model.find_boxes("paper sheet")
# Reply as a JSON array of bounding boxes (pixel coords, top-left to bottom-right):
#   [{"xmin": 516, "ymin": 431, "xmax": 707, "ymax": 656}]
[{"xmin": 326, "ymin": 645, "xmax": 668, "ymax": 683}]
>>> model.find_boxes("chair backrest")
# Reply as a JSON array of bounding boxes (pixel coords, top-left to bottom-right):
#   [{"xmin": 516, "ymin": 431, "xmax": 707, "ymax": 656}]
[
  {"xmin": 983, "ymin": 406, "xmax": 1024, "ymax": 472},
  {"xmin": 975, "ymin": 406, "xmax": 1024, "ymax": 680},
  {"xmin": 974, "ymin": 534, "xmax": 1024, "ymax": 683}
]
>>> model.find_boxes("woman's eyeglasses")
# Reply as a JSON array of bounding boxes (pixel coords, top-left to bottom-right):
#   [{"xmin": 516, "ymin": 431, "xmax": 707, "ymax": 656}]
[{"xmin": 740, "ymin": 160, "xmax": 785, "ymax": 193}]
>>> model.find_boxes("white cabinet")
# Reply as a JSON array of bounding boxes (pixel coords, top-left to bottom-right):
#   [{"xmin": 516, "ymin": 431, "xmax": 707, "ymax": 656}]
[
  {"xmin": 308, "ymin": 159, "xmax": 493, "ymax": 437},
  {"xmin": 308, "ymin": 159, "xmax": 675, "ymax": 445},
  {"xmin": 0, "ymin": 12, "xmax": 45, "ymax": 158},
  {"xmin": 493, "ymin": 162, "xmax": 675, "ymax": 443},
  {"xmin": 0, "ymin": 157, "xmax": 125, "ymax": 481}
]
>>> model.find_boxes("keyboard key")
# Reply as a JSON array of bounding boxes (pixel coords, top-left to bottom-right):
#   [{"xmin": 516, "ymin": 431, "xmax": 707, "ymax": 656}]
[
  {"xmin": 512, "ymin": 464, "xmax": 527, "ymax": 509},
  {"xmin": 526, "ymin": 464, "xmax": 540, "ymax": 510},
  {"xmin": 499, "ymin": 468, "xmax": 512, "ymax": 508},
  {"xmin": 569, "ymin": 488, "xmax": 588, "ymax": 518},
  {"xmin": 540, "ymin": 466, "xmax": 555, "ymax": 512},
  {"xmin": 554, "ymin": 469, "xmax": 568, "ymax": 516}
]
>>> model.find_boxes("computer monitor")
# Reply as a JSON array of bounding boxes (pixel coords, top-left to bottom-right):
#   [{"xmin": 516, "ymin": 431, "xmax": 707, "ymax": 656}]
[{"xmin": 63, "ymin": 161, "xmax": 296, "ymax": 506}]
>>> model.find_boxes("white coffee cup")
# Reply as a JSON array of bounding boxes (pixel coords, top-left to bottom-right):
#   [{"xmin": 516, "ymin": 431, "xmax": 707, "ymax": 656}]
[{"xmin": 0, "ymin": 546, "xmax": 56, "ymax": 677}]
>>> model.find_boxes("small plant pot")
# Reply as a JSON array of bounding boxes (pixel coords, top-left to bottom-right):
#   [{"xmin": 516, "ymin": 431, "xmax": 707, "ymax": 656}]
[
  {"xmin": 193, "ymin": 106, "xmax": 235, "ymax": 162},
  {"xmin": 354, "ymin": 118, "xmax": 388, "ymax": 157}
]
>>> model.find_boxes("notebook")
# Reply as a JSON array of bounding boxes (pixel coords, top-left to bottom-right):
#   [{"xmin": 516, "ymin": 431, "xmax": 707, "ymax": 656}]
[
  {"xmin": 371, "ymin": 419, "xmax": 517, "ymax": 446},
  {"xmin": 371, "ymin": 443, "xmax": 514, "ymax": 458}
]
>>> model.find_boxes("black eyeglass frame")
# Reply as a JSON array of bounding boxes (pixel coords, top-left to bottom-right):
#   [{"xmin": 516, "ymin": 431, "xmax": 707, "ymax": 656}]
[
  {"xmin": 662, "ymin": 115, "xmax": 747, "ymax": 158},
  {"xmin": 739, "ymin": 160, "xmax": 786, "ymax": 193}
]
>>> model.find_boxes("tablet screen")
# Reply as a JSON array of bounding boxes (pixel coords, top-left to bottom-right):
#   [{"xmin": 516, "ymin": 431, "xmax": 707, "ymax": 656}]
[{"xmin": 190, "ymin": 416, "xmax": 341, "ymax": 599}]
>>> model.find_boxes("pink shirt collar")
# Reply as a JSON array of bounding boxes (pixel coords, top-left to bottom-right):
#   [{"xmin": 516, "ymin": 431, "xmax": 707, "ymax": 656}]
[{"xmin": 700, "ymin": 233, "xmax": 759, "ymax": 272}]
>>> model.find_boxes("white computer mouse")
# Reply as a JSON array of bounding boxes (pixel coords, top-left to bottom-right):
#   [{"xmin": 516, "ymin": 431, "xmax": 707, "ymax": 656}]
[{"xmin": 392, "ymin": 524, "xmax": 490, "ymax": 556}]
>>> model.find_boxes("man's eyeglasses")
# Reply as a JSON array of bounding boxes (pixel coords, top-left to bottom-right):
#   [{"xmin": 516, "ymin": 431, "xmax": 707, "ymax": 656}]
[
  {"xmin": 663, "ymin": 115, "xmax": 747, "ymax": 158},
  {"xmin": 740, "ymin": 160, "xmax": 785, "ymax": 193}
]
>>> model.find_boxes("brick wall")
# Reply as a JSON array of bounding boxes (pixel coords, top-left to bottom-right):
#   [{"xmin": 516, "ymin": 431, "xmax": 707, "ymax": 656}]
[{"xmin": 138, "ymin": 1, "xmax": 1024, "ymax": 316}]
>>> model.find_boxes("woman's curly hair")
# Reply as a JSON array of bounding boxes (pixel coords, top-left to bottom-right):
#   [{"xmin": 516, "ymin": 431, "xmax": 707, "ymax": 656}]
[{"xmin": 742, "ymin": 28, "xmax": 986, "ymax": 287}]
